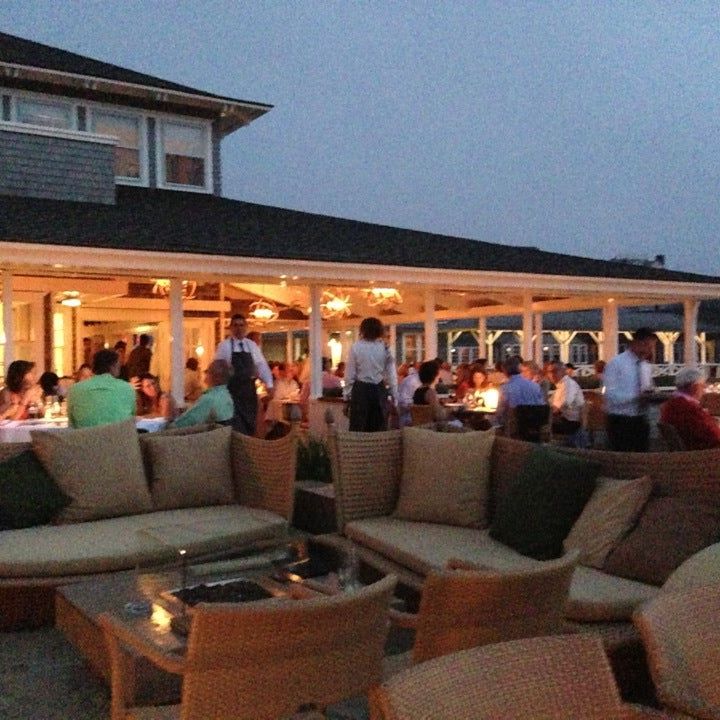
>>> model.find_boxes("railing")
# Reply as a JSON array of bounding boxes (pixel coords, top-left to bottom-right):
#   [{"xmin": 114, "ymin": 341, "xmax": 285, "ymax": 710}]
[{"xmin": 574, "ymin": 363, "xmax": 720, "ymax": 378}]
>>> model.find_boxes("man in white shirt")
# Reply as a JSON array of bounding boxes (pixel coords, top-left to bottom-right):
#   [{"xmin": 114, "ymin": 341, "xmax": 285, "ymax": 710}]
[
  {"xmin": 549, "ymin": 363, "xmax": 585, "ymax": 439},
  {"xmin": 214, "ymin": 314, "xmax": 274, "ymax": 435},
  {"xmin": 397, "ymin": 364, "xmax": 422, "ymax": 427},
  {"xmin": 603, "ymin": 327, "xmax": 657, "ymax": 452}
]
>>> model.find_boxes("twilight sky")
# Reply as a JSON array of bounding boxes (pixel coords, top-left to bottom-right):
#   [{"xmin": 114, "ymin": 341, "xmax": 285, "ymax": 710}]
[{"xmin": 2, "ymin": 1, "xmax": 720, "ymax": 276}]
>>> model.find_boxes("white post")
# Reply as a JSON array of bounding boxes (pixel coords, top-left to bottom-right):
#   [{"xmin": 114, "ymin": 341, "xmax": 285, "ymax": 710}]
[
  {"xmin": 285, "ymin": 330, "xmax": 294, "ymax": 363},
  {"xmin": 388, "ymin": 323, "xmax": 397, "ymax": 360},
  {"xmin": 602, "ymin": 302, "xmax": 619, "ymax": 360},
  {"xmin": 424, "ymin": 288, "xmax": 437, "ymax": 360},
  {"xmin": 533, "ymin": 313, "xmax": 543, "ymax": 364},
  {"xmin": 683, "ymin": 299, "xmax": 699, "ymax": 366},
  {"xmin": 169, "ymin": 279, "xmax": 185, "ymax": 408},
  {"xmin": 309, "ymin": 285, "xmax": 323, "ymax": 399},
  {"xmin": 2, "ymin": 270, "xmax": 14, "ymax": 371},
  {"xmin": 521, "ymin": 294, "xmax": 533, "ymax": 360},
  {"xmin": 477, "ymin": 318, "xmax": 487, "ymax": 361}
]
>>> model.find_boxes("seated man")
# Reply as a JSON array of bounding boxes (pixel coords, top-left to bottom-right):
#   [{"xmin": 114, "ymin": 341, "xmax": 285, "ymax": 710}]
[
  {"xmin": 660, "ymin": 366, "xmax": 720, "ymax": 450},
  {"xmin": 549, "ymin": 362, "xmax": 585, "ymax": 437},
  {"xmin": 172, "ymin": 360, "xmax": 234, "ymax": 428},
  {"xmin": 67, "ymin": 349, "xmax": 136, "ymax": 428},
  {"xmin": 496, "ymin": 355, "xmax": 546, "ymax": 428},
  {"xmin": 396, "ymin": 363, "xmax": 422, "ymax": 428}
]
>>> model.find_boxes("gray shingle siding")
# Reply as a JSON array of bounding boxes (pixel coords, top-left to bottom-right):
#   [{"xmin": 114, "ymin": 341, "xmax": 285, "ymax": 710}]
[{"xmin": 0, "ymin": 129, "xmax": 115, "ymax": 204}]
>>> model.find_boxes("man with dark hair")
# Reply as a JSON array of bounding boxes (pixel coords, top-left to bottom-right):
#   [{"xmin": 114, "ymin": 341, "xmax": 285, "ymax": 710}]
[
  {"xmin": 125, "ymin": 333, "xmax": 153, "ymax": 379},
  {"xmin": 496, "ymin": 355, "xmax": 546, "ymax": 427},
  {"xmin": 603, "ymin": 327, "xmax": 657, "ymax": 452},
  {"xmin": 214, "ymin": 314, "xmax": 274, "ymax": 434},
  {"xmin": 67, "ymin": 349, "xmax": 136, "ymax": 428}
]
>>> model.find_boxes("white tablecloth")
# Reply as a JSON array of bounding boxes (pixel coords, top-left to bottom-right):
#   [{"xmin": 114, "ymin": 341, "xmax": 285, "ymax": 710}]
[{"xmin": 0, "ymin": 416, "xmax": 168, "ymax": 442}]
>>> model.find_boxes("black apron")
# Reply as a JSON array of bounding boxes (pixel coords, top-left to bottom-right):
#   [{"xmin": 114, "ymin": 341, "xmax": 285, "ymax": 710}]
[{"xmin": 227, "ymin": 340, "xmax": 258, "ymax": 435}]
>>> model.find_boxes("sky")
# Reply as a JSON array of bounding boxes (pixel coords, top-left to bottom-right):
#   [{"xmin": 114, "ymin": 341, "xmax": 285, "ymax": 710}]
[{"xmin": 2, "ymin": 1, "xmax": 720, "ymax": 276}]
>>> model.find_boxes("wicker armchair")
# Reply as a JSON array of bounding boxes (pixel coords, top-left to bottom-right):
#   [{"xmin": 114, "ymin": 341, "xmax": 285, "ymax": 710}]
[
  {"xmin": 370, "ymin": 634, "xmax": 669, "ymax": 720},
  {"xmin": 100, "ymin": 574, "xmax": 396, "ymax": 720},
  {"xmin": 634, "ymin": 583, "xmax": 720, "ymax": 719},
  {"xmin": 388, "ymin": 551, "xmax": 578, "ymax": 665}
]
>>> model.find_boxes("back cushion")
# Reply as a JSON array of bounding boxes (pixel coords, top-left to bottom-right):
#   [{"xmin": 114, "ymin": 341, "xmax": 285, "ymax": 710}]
[
  {"xmin": 487, "ymin": 436, "xmax": 535, "ymax": 522},
  {"xmin": 394, "ymin": 427, "xmax": 495, "ymax": 528},
  {"xmin": 32, "ymin": 419, "xmax": 152, "ymax": 523},
  {"xmin": 144, "ymin": 426, "xmax": 235, "ymax": 510}
]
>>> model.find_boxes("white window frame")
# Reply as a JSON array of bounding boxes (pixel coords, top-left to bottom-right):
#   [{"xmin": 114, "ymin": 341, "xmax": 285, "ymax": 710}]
[
  {"xmin": 88, "ymin": 105, "xmax": 148, "ymax": 186},
  {"xmin": 7, "ymin": 89, "xmax": 78, "ymax": 131},
  {"xmin": 156, "ymin": 116, "xmax": 213, "ymax": 193}
]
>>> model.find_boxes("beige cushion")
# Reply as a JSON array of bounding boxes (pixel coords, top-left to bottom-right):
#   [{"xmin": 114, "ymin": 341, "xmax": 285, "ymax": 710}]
[
  {"xmin": 563, "ymin": 476, "xmax": 653, "ymax": 568},
  {"xmin": 31, "ymin": 419, "xmax": 152, "ymax": 523},
  {"xmin": 394, "ymin": 427, "xmax": 495, "ymax": 528},
  {"xmin": 144, "ymin": 426, "xmax": 235, "ymax": 510}
]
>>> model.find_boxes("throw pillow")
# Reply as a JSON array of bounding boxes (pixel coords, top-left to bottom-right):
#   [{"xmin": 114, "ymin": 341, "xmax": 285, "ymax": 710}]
[
  {"xmin": 0, "ymin": 449, "xmax": 70, "ymax": 528},
  {"xmin": 31, "ymin": 419, "xmax": 152, "ymax": 523},
  {"xmin": 603, "ymin": 496, "xmax": 720, "ymax": 586},
  {"xmin": 563, "ymin": 476, "xmax": 654, "ymax": 568},
  {"xmin": 394, "ymin": 426, "xmax": 495, "ymax": 528},
  {"xmin": 489, "ymin": 445, "xmax": 600, "ymax": 560},
  {"xmin": 144, "ymin": 426, "xmax": 234, "ymax": 510}
]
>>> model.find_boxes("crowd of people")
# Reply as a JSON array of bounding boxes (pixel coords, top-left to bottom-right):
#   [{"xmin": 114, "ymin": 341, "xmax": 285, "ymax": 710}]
[{"xmin": 1, "ymin": 318, "xmax": 719, "ymax": 450}]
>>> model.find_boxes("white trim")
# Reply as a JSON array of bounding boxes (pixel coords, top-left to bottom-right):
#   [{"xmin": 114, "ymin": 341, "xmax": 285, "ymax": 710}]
[
  {"xmin": 155, "ymin": 116, "xmax": 212, "ymax": 193},
  {"xmin": 0, "ymin": 119, "xmax": 116, "ymax": 145},
  {"xmin": 0, "ymin": 60, "xmax": 271, "ymax": 114}
]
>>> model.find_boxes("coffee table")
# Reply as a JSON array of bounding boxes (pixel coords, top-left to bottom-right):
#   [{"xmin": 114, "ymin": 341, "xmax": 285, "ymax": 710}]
[{"xmin": 54, "ymin": 535, "xmax": 362, "ymax": 703}]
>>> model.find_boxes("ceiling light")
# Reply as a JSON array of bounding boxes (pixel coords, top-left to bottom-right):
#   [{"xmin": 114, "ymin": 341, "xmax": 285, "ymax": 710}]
[
  {"xmin": 320, "ymin": 289, "xmax": 353, "ymax": 319},
  {"xmin": 58, "ymin": 290, "xmax": 81, "ymax": 308},
  {"xmin": 248, "ymin": 298, "xmax": 279, "ymax": 324},
  {"xmin": 363, "ymin": 287, "xmax": 403, "ymax": 308}
]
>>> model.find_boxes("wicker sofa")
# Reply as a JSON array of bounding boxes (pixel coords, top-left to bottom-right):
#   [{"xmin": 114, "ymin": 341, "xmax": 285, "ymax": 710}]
[
  {"xmin": 328, "ymin": 428, "xmax": 720, "ymax": 631},
  {"xmin": 0, "ymin": 420, "xmax": 297, "ymax": 629}
]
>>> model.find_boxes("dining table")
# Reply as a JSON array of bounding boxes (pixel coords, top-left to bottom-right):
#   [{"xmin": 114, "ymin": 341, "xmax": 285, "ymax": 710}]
[{"xmin": 0, "ymin": 416, "xmax": 168, "ymax": 443}]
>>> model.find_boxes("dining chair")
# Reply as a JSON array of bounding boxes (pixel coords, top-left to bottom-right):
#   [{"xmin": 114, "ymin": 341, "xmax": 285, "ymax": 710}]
[
  {"xmin": 656, "ymin": 422, "xmax": 687, "ymax": 452},
  {"xmin": 634, "ymin": 583, "xmax": 720, "ymax": 719},
  {"xmin": 701, "ymin": 392, "xmax": 720, "ymax": 417},
  {"xmin": 409, "ymin": 404, "xmax": 435, "ymax": 427},
  {"xmin": 505, "ymin": 404, "xmax": 551, "ymax": 443},
  {"xmin": 370, "ymin": 634, "xmax": 669, "ymax": 720},
  {"xmin": 387, "ymin": 551, "xmax": 578, "ymax": 666},
  {"xmin": 100, "ymin": 573, "xmax": 397, "ymax": 720}
]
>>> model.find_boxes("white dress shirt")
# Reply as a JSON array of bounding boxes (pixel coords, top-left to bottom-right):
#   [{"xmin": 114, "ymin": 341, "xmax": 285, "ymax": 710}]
[
  {"xmin": 343, "ymin": 339, "xmax": 398, "ymax": 404},
  {"xmin": 397, "ymin": 370, "xmax": 423, "ymax": 427},
  {"xmin": 214, "ymin": 337, "xmax": 274, "ymax": 388},
  {"xmin": 603, "ymin": 349, "xmax": 654, "ymax": 416},
  {"xmin": 551, "ymin": 375, "xmax": 585, "ymax": 422}
]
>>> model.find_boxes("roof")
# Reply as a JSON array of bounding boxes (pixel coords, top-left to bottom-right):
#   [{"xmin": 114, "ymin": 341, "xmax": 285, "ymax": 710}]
[
  {"xmin": 1, "ymin": 186, "xmax": 719, "ymax": 285},
  {"xmin": 0, "ymin": 32, "xmax": 268, "ymax": 107}
]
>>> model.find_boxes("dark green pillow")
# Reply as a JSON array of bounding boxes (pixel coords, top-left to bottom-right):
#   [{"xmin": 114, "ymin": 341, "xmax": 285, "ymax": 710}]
[
  {"xmin": 489, "ymin": 446, "xmax": 600, "ymax": 560},
  {"xmin": 0, "ymin": 450, "xmax": 71, "ymax": 529}
]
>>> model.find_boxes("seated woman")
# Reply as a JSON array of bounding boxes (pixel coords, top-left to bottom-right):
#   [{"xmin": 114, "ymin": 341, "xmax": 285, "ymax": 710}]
[
  {"xmin": 660, "ymin": 366, "xmax": 720, "ymax": 450},
  {"xmin": 463, "ymin": 362, "xmax": 493, "ymax": 409},
  {"xmin": 453, "ymin": 363, "xmax": 472, "ymax": 401},
  {"xmin": 136, "ymin": 373, "xmax": 175, "ymax": 419},
  {"xmin": 39, "ymin": 371, "xmax": 60, "ymax": 401},
  {"xmin": 0, "ymin": 360, "xmax": 44, "ymax": 420},
  {"xmin": 265, "ymin": 362, "xmax": 301, "ymax": 424},
  {"xmin": 412, "ymin": 360, "xmax": 447, "ymax": 422}
]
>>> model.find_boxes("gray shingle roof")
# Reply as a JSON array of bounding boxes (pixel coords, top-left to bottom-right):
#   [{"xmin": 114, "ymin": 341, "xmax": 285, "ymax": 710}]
[{"xmin": 1, "ymin": 185, "xmax": 719, "ymax": 284}]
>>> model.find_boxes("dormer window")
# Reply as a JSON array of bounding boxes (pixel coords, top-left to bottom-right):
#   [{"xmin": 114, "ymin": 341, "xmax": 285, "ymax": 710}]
[
  {"xmin": 16, "ymin": 97, "xmax": 72, "ymax": 129},
  {"xmin": 160, "ymin": 119, "xmax": 209, "ymax": 190},
  {"xmin": 91, "ymin": 110, "xmax": 143, "ymax": 181}
]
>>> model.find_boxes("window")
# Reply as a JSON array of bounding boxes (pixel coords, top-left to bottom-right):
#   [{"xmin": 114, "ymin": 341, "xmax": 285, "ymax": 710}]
[
  {"xmin": 161, "ymin": 120, "xmax": 207, "ymax": 187},
  {"xmin": 16, "ymin": 98, "xmax": 72, "ymax": 129},
  {"xmin": 92, "ymin": 111, "xmax": 141, "ymax": 179}
]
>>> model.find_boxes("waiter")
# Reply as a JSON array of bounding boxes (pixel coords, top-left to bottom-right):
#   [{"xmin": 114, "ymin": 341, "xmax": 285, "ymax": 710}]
[{"xmin": 214, "ymin": 314, "xmax": 274, "ymax": 435}]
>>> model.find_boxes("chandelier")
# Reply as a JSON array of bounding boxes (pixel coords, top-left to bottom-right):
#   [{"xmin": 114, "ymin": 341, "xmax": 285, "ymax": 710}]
[
  {"xmin": 248, "ymin": 298, "xmax": 279, "ymax": 324},
  {"xmin": 152, "ymin": 279, "xmax": 197, "ymax": 300},
  {"xmin": 58, "ymin": 290, "xmax": 82, "ymax": 308},
  {"xmin": 363, "ymin": 287, "xmax": 403, "ymax": 309},
  {"xmin": 320, "ymin": 289, "xmax": 353, "ymax": 319}
]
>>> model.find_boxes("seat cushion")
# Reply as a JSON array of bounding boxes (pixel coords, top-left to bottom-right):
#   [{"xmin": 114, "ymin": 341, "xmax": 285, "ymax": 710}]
[
  {"xmin": 144, "ymin": 426, "xmax": 235, "ymax": 510},
  {"xmin": 563, "ymin": 476, "xmax": 653, "ymax": 569},
  {"xmin": 0, "ymin": 449, "xmax": 70, "ymax": 529},
  {"xmin": 394, "ymin": 427, "xmax": 495, "ymax": 528},
  {"xmin": 345, "ymin": 518, "xmax": 539, "ymax": 577},
  {"xmin": 0, "ymin": 505, "xmax": 288, "ymax": 577},
  {"xmin": 489, "ymin": 446, "xmax": 600, "ymax": 560},
  {"xmin": 31, "ymin": 419, "xmax": 152, "ymax": 523}
]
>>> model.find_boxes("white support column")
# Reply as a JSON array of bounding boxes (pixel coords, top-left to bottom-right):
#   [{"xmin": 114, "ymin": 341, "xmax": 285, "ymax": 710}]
[
  {"xmin": 424, "ymin": 288, "xmax": 438, "ymax": 360},
  {"xmin": 477, "ymin": 318, "xmax": 487, "ymax": 361},
  {"xmin": 309, "ymin": 285, "xmax": 323, "ymax": 399},
  {"xmin": 533, "ymin": 313, "xmax": 543, "ymax": 364},
  {"xmin": 698, "ymin": 332, "xmax": 708, "ymax": 365},
  {"xmin": 388, "ymin": 324, "xmax": 397, "ymax": 360},
  {"xmin": 169, "ymin": 278, "xmax": 185, "ymax": 408},
  {"xmin": 285, "ymin": 330, "xmax": 294, "ymax": 362},
  {"xmin": 2, "ymin": 270, "xmax": 13, "ymax": 371},
  {"xmin": 683, "ymin": 299, "xmax": 699, "ymax": 366},
  {"xmin": 656, "ymin": 332, "xmax": 680, "ymax": 363},
  {"xmin": 521, "ymin": 294, "xmax": 533, "ymax": 360},
  {"xmin": 602, "ymin": 302, "xmax": 619, "ymax": 360},
  {"xmin": 587, "ymin": 331, "xmax": 604, "ymax": 361}
]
